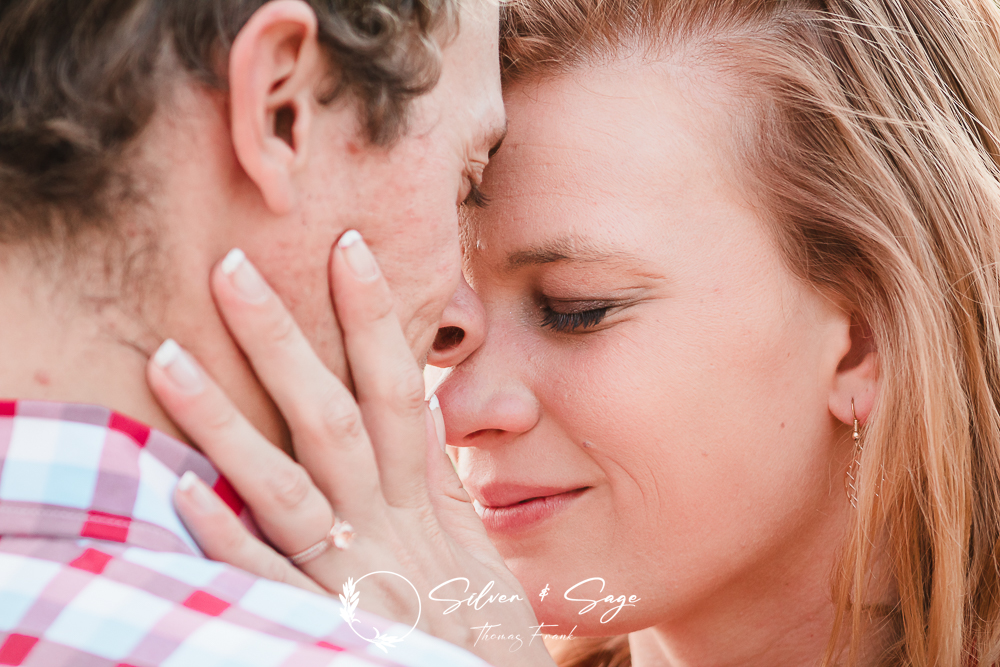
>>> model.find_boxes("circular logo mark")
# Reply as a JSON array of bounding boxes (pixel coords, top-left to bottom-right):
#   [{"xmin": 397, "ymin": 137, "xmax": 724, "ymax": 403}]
[{"xmin": 339, "ymin": 571, "xmax": 422, "ymax": 652}]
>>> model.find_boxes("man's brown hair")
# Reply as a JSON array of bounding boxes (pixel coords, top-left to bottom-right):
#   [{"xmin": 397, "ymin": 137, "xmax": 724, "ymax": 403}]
[{"xmin": 0, "ymin": 0, "xmax": 455, "ymax": 243}]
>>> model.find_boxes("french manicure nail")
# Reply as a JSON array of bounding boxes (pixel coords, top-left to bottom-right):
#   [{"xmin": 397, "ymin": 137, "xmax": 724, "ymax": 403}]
[
  {"xmin": 177, "ymin": 471, "xmax": 217, "ymax": 513},
  {"xmin": 153, "ymin": 339, "xmax": 205, "ymax": 395},
  {"xmin": 429, "ymin": 394, "xmax": 447, "ymax": 451},
  {"xmin": 338, "ymin": 230, "xmax": 379, "ymax": 282},
  {"xmin": 221, "ymin": 248, "xmax": 268, "ymax": 303}
]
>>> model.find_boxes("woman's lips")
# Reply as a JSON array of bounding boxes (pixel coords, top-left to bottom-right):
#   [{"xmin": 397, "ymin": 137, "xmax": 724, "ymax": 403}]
[{"xmin": 474, "ymin": 486, "xmax": 589, "ymax": 533}]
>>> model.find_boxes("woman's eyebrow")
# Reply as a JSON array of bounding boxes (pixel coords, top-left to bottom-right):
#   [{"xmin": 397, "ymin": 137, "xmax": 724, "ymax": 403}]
[{"xmin": 505, "ymin": 236, "xmax": 645, "ymax": 270}]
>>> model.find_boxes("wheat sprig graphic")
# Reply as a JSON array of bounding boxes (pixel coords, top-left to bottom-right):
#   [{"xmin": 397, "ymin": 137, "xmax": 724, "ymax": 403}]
[{"xmin": 338, "ymin": 577, "xmax": 360, "ymax": 625}]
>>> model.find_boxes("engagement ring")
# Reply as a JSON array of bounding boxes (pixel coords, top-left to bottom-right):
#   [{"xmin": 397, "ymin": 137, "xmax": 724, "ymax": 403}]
[{"xmin": 287, "ymin": 518, "xmax": 355, "ymax": 565}]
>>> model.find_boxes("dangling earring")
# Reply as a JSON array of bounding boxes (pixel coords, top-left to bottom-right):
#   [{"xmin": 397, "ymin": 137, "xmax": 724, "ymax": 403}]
[{"xmin": 845, "ymin": 398, "xmax": 862, "ymax": 508}]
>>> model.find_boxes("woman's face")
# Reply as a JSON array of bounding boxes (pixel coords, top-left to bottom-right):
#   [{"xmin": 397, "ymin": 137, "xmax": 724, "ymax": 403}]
[{"xmin": 436, "ymin": 62, "xmax": 857, "ymax": 635}]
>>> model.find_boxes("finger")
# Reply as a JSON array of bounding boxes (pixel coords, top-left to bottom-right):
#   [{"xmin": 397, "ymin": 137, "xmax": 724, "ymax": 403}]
[
  {"xmin": 423, "ymin": 400, "xmax": 499, "ymax": 565},
  {"xmin": 147, "ymin": 338, "xmax": 336, "ymax": 557},
  {"xmin": 208, "ymin": 248, "xmax": 382, "ymax": 516},
  {"xmin": 173, "ymin": 471, "xmax": 325, "ymax": 595},
  {"xmin": 331, "ymin": 231, "xmax": 430, "ymax": 508}
]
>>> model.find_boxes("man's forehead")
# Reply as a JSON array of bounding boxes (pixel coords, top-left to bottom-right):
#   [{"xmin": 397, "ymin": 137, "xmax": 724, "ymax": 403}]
[
  {"xmin": 460, "ymin": 71, "xmax": 505, "ymax": 152},
  {"xmin": 429, "ymin": 0, "xmax": 503, "ymax": 149}
]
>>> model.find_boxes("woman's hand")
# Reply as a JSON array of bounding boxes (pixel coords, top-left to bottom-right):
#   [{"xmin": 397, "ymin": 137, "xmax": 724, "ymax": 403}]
[{"xmin": 146, "ymin": 232, "xmax": 554, "ymax": 667}]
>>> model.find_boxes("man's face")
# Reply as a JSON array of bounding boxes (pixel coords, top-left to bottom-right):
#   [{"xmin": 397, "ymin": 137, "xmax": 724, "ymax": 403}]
[{"xmin": 251, "ymin": 0, "xmax": 505, "ymax": 378}]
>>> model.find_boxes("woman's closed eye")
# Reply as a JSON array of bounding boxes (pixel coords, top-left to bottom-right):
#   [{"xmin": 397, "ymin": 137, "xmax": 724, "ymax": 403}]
[{"xmin": 540, "ymin": 301, "xmax": 613, "ymax": 333}]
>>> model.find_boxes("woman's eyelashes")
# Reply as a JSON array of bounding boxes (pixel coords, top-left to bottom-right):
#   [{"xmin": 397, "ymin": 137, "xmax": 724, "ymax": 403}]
[{"xmin": 540, "ymin": 301, "xmax": 613, "ymax": 333}]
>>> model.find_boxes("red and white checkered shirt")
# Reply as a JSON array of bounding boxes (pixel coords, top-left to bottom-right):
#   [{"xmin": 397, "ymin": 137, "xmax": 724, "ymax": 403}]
[{"xmin": 0, "ymin": 399, "xmax": 489, "ymax": 667}]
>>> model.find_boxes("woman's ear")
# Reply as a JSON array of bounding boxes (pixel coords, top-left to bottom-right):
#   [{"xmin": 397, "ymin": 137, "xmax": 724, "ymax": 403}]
[
  {"xmin": 830, "ymin": 314, "xmax": 878, "ymax": 425},
  {"xmin": 229, "ymin": 0, "xmax": 321, "ymax": 216}
]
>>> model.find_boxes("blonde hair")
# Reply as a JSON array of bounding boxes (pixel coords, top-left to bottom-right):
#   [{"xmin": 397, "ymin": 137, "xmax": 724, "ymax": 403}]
[{"xmin": 500, "ymin": 1, "xmax": 1000, "ymax": 666}]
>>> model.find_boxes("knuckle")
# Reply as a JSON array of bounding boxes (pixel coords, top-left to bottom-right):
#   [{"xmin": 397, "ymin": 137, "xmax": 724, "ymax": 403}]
[
  {"xmin": 384, "ymin": 479, "xmax": 430, "ymax": 510},
  {"xmin": 266, "ymin": 462, "xmax": 314, "ymax": 511},
  {"xmin": 202, "ymin": 403, "xmax": 241, "ymax": 436},
  {"xmin": 381, "ymin": 368, "xmax": 427, "ymax": 416},
  {"xmin": 263, "ymin": 309, "xmax": 299, "ymax": 349},
  {"xmin": 212, "ymin": 518, "xmax": 250, "ymax": 557},
  {"xmin": 360, "ymin": 289, "xmax": 396, "ymax": 324},
  {"xmin": 316, "ymin": 393, "xmax": 366, "ymax": 443},
  {"xmin": 261, "ymin": 553, "xmax": 297, "ymax": 584}
]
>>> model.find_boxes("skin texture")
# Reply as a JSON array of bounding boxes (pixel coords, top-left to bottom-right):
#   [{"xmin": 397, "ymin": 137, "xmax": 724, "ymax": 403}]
[
  {"xmin": 0, "ymin": 0, "xmax": 504, "ymax": 452},
  {"xmin": 437, "ymin": 61, "xmax": 877, "ymax": 667}
]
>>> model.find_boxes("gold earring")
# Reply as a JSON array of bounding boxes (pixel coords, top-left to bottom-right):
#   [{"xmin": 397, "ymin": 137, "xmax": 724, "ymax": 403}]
[{"xmin": 845, "ymin": 398, "xmax": 862, "ymax": 508}]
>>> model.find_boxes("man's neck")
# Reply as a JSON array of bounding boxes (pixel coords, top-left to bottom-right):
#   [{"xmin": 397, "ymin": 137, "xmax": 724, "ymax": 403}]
[{"xmin": 0, "ymin": 249, "xmax": 188, "ymax": 441}]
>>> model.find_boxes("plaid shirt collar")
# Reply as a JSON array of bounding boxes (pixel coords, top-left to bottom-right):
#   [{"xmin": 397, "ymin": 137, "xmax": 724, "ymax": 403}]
[{"xmin": 0, "ymin": 399, "xmax": 246, "ymax": 556}]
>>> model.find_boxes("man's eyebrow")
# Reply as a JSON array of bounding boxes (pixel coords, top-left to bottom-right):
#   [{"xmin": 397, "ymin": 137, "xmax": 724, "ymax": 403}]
[
  {"xmin": 506, "ymin": 236, "xmax": 644, "ymax": 270},
  {"xmin": 487, "ymin": 122, "xmax": 508, "ymax": 158}
]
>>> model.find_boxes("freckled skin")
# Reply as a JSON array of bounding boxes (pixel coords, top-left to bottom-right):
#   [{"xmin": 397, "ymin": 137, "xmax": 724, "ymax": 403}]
[
  {"xmin": 437, "ymin": 62, "xmax": 859, "ymax": 666},
  {"xmin": 245, "ymin": 1, "xmax": 506, "ymax": 374}
]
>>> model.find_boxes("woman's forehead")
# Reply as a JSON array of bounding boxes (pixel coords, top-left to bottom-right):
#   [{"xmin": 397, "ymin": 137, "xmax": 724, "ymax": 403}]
[{"xmin": 464, "ymin": 65, "xmax": 757, "ymax": 253}]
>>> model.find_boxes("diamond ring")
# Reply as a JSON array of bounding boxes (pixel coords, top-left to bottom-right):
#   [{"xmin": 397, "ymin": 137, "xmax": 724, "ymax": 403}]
[{"xmin": 287, "ymin": 518, "xmax": 355, "ymax": 566}]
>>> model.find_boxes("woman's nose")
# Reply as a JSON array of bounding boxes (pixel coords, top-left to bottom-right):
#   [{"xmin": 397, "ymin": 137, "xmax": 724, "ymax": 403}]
[
  {"xmin": 439, "ymin": 372, "xmax": 541, "ymax": 448},
  {"xmin": 426, "ymin": 275, "xmax": 486, "ymax": 369},
  {"xmin": 433, "ymin": 319, "xmax": 541, "ymax": 449}
]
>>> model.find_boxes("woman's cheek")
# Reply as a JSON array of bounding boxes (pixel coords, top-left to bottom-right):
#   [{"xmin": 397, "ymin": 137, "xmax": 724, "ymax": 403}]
[{"xmin": 527, "ymin": 338, "xmax": 675, "ymax": 592}]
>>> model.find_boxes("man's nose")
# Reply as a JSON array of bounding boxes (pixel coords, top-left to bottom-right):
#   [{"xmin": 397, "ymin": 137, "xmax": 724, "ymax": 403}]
[{"xmin": 426, "ymin": 274, "xmax": 486, "ymax": 369}]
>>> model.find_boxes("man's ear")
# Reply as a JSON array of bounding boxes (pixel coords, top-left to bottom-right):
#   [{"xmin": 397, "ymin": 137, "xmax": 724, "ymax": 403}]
[
  {"xmin": 830, "ymin": 314, "xmax": 878, "ymax": 425},
  {"xmin": 229, "ymin": 0, "xmax": 322, "ymax": 216}
]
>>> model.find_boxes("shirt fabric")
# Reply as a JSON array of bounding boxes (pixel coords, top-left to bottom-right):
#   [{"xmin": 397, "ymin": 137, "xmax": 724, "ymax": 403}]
[{"xmin": 0, "ymin": 399, "xmax": 487, "ymax": 667}]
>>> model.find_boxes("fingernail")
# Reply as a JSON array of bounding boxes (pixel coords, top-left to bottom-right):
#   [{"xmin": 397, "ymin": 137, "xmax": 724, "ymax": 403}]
[
  {"xmin": 153, "ymin": 339, "xmax": 205, "ymax": 394},
  {"xmin": 177, "ymin": 471, "xmax": 218, "ymax": 513},
  {"xmin": 429, "ymin": 394, "xmax": 447, "ymax": 451},
  {"xmin": 338, "ymin": 230, "xmax": 379, "ymax": 282},
  {"xmin": 221, "ymin": 248, "xmax": 268, "ymax": 303}
]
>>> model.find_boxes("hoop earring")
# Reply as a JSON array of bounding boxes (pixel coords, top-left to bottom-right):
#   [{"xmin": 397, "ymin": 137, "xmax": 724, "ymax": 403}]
[{"xmin": 845, "ymin": 398, "xmax": 862, "ymax": 508}]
